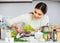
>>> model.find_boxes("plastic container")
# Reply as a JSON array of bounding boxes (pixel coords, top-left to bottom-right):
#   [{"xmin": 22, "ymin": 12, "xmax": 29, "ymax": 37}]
[
  {"xmin": 43, "ymin": 32, "xmax": 48, "ymax": 41},
  {"xmin": 53, "ymin": 29, "xmax": 57, "ymax": 42}
]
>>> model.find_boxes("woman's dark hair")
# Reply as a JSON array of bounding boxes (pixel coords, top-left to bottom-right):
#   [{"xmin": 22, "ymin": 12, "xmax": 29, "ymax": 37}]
[{"xmin": 35, "ymin": 2, "xmax": 47, "ymax": 14}]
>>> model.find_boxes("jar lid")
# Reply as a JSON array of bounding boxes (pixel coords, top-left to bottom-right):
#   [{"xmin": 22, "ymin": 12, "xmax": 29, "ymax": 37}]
[{"xmin": 43, "ymin": 32, "xmax": 47, "ymax": 34}]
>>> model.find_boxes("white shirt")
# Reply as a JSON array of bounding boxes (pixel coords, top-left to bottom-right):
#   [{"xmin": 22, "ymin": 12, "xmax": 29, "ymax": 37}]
[{"xmin": 6, "ymin": 13, "xmax": 49, "ymax": 29}]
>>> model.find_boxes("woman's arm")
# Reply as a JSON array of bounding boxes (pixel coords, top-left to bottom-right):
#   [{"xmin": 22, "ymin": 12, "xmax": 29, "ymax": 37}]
[
  {"xmin": 6, "ymin": 14, "xmax": 25, "ymax": 27},
  {"xmin": 6, "ymin": 15, "xmax": 26, "ymax": 34},
  {"xmin": 6, "ymin": 14, "xmax": 31, "ymax": 34}
]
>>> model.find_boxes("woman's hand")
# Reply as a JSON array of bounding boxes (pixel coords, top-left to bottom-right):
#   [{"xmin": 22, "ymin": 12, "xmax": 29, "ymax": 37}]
[
  {"xmin": 11, "ymin": 24, "xmax": 31, "ymax": 34},
  {"xmin": 11, "ymin": 24, "xmax": 25, "ymax": 34}
]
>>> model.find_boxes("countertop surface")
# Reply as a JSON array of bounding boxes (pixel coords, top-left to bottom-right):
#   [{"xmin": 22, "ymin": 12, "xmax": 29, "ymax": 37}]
[{"xmin": 0, "ymin": 40, "xmax": 60, "ymax": 43}]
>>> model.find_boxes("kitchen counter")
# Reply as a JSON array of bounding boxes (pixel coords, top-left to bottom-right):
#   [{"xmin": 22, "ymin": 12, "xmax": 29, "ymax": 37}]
[{"xmin": 0, "ymin": 40, "xmax": 60, "ymax": 43}]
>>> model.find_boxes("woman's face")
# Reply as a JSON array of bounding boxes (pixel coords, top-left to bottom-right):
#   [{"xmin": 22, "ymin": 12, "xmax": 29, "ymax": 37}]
[{"xmin": 33, "ymin": 8, "xmax": 44, "ymax": 19}]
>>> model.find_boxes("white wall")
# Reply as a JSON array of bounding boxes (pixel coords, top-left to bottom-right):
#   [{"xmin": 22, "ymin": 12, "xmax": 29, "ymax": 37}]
[{"xmin": 0, "ymin": 1, "xmax": 60, "ymax": 26}]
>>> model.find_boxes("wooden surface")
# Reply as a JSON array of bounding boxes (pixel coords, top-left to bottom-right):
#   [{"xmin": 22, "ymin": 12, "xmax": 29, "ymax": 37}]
[{"xmin": 56, "ymin": 29, "xmax": 60, "ymax": 41}]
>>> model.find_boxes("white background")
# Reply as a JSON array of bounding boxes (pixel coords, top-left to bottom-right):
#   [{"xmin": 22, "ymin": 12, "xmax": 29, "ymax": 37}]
[{"xmin": 0, "ymin": 1, "xmax": 60, "ymax": 26}]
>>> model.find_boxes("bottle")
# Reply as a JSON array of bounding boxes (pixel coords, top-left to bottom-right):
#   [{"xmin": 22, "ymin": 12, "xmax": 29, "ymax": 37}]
[
  {"xmin": 1, "ymin": 19, "xmax": 6, "ymax": 40},
  {"xmin": 0, "ymin": 28, "xmax": 1, "ymax": 39},
  {"xmin": 0, "ymin": 15, "xmax": 3, "ymax": 40},
  {"xmin": 0, "ymin": 20, "xmax": 1, "ymax": 39},
  {"xmin": 47, "ymin": 32, "xmax": 50, "ymax": 41},
  {"xmin": 43, "ymin": 32, "xmax": 47, "ymax": 41},
  {"xmin": 49, "ymin": 26, "xmax": 52, "ymax": 39},
  {"xmin": 42, "ymin": 26, "xmax": 48, "ymax": 41},
  {"xmin": 1, "ymin": 16, "xmax": 8, "ymax": 40},
  {"xmin": 53, "ymin": 29, "xmax": 57, "ymax": 42}
]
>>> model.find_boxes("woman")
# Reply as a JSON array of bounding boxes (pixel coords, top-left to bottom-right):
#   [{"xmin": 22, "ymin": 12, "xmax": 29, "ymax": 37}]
[{"xmin": 6, "ymin": 2, "xmax": 49, "ymax": 34}]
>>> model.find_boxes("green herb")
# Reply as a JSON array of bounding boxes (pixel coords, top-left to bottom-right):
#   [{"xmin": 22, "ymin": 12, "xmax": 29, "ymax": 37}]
[
  {"xmin": 14, "ymin": 37, "xmax": 29, "ymax": 42},
  {"xmin": 11, "ymin": 30, "xmax": 17, "ymax": 37}
]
